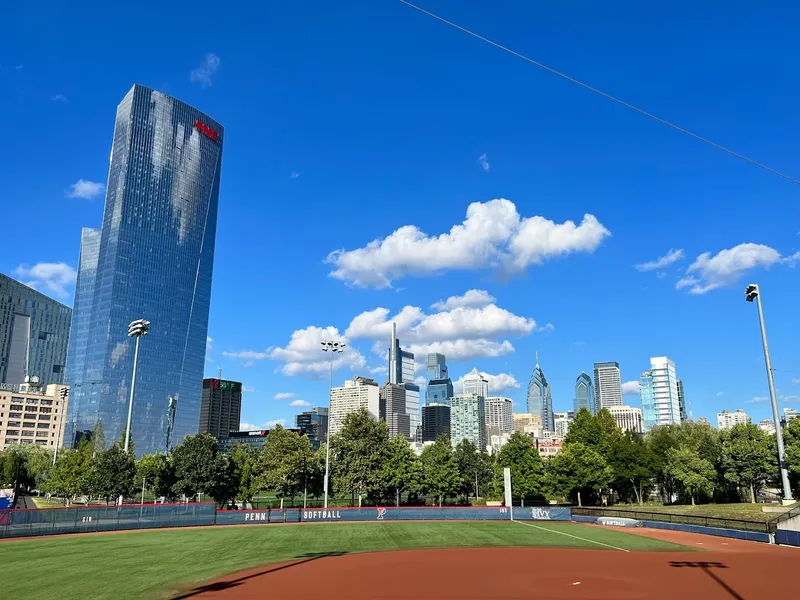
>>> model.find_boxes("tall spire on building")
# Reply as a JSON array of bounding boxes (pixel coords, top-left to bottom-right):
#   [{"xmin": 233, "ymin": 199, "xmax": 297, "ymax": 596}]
[{"xmin": 535, "ymin": 350, "xmax": 539, "ymax": 367}]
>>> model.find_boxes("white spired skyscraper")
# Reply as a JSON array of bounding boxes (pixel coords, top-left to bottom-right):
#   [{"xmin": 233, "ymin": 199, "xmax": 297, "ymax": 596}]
[
  {"xmin": 462, "ymin": 368, "xmax": 489, "ymax": 398},
  {"xmin": 593, "ymin": 362, "xmax": 622, "ymax": 409}
]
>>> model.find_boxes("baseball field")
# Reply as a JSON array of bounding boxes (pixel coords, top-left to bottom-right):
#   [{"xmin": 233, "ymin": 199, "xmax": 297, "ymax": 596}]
[{"xmin": 1, "ymin": 520, "xmax": 795, "ymax": 599}]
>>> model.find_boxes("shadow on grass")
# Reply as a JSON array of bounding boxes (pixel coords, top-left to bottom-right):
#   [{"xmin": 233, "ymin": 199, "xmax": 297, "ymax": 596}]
[
  {"xmin": 669, "ymin": 561, "xmax": 742, "ymax": 600},
  {"xmin": 171, "ymin": 552, "xmax": 347, "ymax": 599}
]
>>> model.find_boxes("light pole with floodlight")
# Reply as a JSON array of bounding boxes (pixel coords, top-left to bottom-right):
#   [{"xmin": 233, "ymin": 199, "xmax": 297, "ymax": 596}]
[
  {"xmin": 321, "ymin": 340, "xmax": 345, "ymax": 509},
  {"xmin": 53, "ymin": 387, "xmax": 69, "ymax": 466},
  {"xmin": 745, "ymin": 284, "xmax": 794, "ymax": 504},
  {"xmin": 124, "ymin": 319, "xmax": 150, "ymax": 455}
]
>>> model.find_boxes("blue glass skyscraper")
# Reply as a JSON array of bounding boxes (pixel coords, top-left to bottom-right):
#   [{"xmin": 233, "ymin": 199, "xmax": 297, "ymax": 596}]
[
  {"xmin": 574, "ymin": 372, "xmax": 595, "ymax": 415},
  {"xmin": 65, "ymin": 84, "xmax": 223, "ymax": 455},
  {"xmin": 526, "ymin": 352, "xmax": 554, "ymax": 432}
]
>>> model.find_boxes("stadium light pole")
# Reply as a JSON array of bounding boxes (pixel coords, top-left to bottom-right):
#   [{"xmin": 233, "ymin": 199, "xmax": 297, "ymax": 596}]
[
  {"xmin": 745, "ymin": 284, "xmax": 794, "ymax": 504},
  {"xmin": 124, "ymin": 319, "xmax": 150, "ymax": 455},
  {"xmin": 321, "ymin": 340, "xmax": 345, "ymax": 509},
  {"xmin": 53, "ymin": 386, "xmax": 69, "ymax": 466}
]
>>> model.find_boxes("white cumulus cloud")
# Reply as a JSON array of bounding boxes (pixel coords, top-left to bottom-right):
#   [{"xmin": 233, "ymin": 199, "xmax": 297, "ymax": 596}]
[
  {"xmin": 267, "ymin": 326, "xmax": 365, "ymax": 377},
  {"xmin": 431, "ymin": 289, "xmax": 495, "ymax": 311},
  {"xmin": 67, "ymin": 179, "xmax": 105, "ymax": 199},
  {"xmin": 239, "ymin": 422, "xmax": 259, "ymax": 431},
  {"xmin": 792, "ymin": 378, "xmax": 800, "ymax": 385},
  {"xmin": 289, "ymin": 399, "xmax": 311, "ymax": 408},
  {"xmin": 621, "ymin": 381, "xmax": 640, "ymax": 396},
  {"xmin": 635, "ymin": 248, "xmax": 684, "ymax": 272},
  {"xmin": 274, "ymin": 392, "xmax": 295, "ymax": 400},
  {"xmin": 14, "ymin": 262, "xmax": 77, "ymax": 300},
  {"xmin": 453, "ymin": 371, "xmax": 520, "ymax": 394},
  {"xmin": 190, "ymin": 53, "xmax": 220, "ymax": 87},
  {"xmin": 477, "ymin": 153, "xmax": 490, "ymax": 172},
  {"xmin": 325, "ymin": 199, "xmax": 610, "ymax": 288},
  {"xmin": 676, "ymin": 243, "xmax": 793, "ymax": 295}
]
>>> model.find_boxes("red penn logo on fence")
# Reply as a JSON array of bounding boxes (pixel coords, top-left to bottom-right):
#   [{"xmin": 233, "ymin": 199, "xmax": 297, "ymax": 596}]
[{"xmin": 194, "ymin": 119, "xmax": 219, "ymax": 142}]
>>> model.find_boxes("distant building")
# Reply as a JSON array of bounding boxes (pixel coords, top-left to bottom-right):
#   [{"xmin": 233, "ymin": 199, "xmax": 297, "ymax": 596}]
[
  {"xmin": 593, "ymin": 362, "xmax": 622, "ymax": 409},
  {"xmin": 526, "ymin": 353, "xmax": 554, "ymax": 432},
  {"xmin": 758, "ymin": 419, "xmax": 776, "ymax": 435},
  {"xmin": 677, "ymin": 379, "xmax": 687, "ymax": 422},
  {"xmin": 329, "ymin": 376, "xmax": 380, "ymax": 436},
  {"xmin": 697, "ymin": 417, "xmax": 710, "ymax": 426},
  {"xmin": 450, "ymin": 393, "xmax": 486, "ymax": 450},
  {"xmin": 426, "ymin": 353, "xmax": 453, "ymax": 406},
  {"xmin": 462, "ymin": 368, "xmax": 489, "ymax": 398},
  {"xmin": 489, "ymin": 432, "xmax": 512, "ymax": 454},
  {"xmin": 784, "ymin": 408, "xmax": 799, "ymax": 424},
  {"xmin": 388, "ymin": 323, "xmax": 420, "ymax": 437},
  {"xmin": 574, "ymin": 372, "xmax": 595, "ymax": 415},
  {"xmin": 0, "ymin": 273, "xmax": 72, "ymax": 387},
  {"xmin": 641, "ymin": 357, "xmax": 681, "ymax": 431},
  {"xmin": 218, "ymin": 427, "xmax": 305, "ymax": 452},
  {"xmin": 608, "ymin": 405, "xmax": 644, "ymax": 434},
  {"xmin": 485, "ymin": 396, "xmax": 513, "ymax": 438},
  {"xmin": 717, "ymin": 409, "xmax": 751, "ymax": 431},
  {"xmin": 513, "ymin": 413, "xmax": 542, "ymax": 437},
  {"xmin": 421, "ymin": 403, "xmax": 451, "ymax": 442},
  {"xmin": 553, "ymin": 412, "xmax": 572, "ymax": 438},
  {"xmin": 427, "ymin": 353, "xmax": 448, "ymax": 380},
  {"xmin": 380, "ymin": 382, "xmax": 411, "ymax": 439},
  {"xmin": 0, "ymin": 378, "xmax": 69, "ymax": 451},
  {"xmin": 295, "ymin": 407, "xmax": 329, "ymax": 450},
  {"xmin": 200, "ymin": 378, "xmax": 242, "ymax": 440},
  {"xmin": 535, "ymin": 438, "xmax": 563, "ymax": 460}
]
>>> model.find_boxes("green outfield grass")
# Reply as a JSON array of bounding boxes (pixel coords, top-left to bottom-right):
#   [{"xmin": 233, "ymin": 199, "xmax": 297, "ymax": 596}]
[{"xmin": 0, "ymin": 521, "xmax": 691, "ymax": 599}]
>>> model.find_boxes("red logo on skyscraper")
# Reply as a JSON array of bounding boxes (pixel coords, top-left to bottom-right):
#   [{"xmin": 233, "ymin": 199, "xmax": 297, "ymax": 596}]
[{"xmin": 194, "ymin": 120, "xmax": 219, "ymax": 142}]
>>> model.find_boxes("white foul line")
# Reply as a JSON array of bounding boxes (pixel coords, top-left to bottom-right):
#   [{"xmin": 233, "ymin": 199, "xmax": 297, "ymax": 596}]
[{"xmin": 514, "ymin": 519, "xmax": 630, "ymax": 552}]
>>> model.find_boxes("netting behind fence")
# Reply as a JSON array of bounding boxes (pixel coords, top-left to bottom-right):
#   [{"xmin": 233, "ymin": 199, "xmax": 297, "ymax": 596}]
[{"xmin": 0, "ymin": 502, "xmax": 217, "ymax": 538}]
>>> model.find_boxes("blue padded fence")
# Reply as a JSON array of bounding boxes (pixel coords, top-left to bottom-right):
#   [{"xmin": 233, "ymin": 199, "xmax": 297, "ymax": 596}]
[
  {"xmin": 775, "ymin": 529, "xmax": 800, "ymax": 547},
  {"xmin": 640, "ymin": 520, "xmax": 771, "ymax": 543}
]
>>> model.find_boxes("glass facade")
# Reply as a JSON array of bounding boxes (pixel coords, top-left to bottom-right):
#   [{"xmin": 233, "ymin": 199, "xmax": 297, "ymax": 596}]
[
  {"xmin": 450, "ymin": 393, "xmax": 486, "ymax": 450},
  {"xmin": 573, "ymin": 372, "xmax": 595, "ymax": 414},
  {"xmin": 640, "ymin": 370, "xmax": 656, "ymax": 431},
  {"xmin": 65, "ymin": 84, "xmax": 223, "ymax": 456},
  {"xmin": 0, "ymin": 274, "xmax": 72, "ymax": 387},
  {"xmin": 526, "ymin": 359, "xmax": 554, "ymax": 432},
  {"xmin": 426, "ymin": 378, "xmax": 453, "ymax": 405}
]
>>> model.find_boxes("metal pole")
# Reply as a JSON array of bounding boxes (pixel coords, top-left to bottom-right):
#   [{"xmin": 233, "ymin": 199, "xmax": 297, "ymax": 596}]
[
  {"xmin": 754, "ymin": 289, "xmax": 794, "ymax": 503},
  {"xmin": 141, "ymin": 477, "xmax": 146, "ymax": 505},
  {"xmin": 323, "ymin": 353, "xmax": 333, "ymax": 509},
  {"xmin": 124, "ymin": 335, "xmax": 141, "ymax": 454}
]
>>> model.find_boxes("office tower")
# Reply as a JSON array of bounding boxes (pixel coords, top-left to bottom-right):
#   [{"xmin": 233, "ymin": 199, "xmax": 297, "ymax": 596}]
[
  {"xmin": 526, "ymin": 353, "xmax": 554, "ymax": 432},
  {"xmin": 513, "ymin": 413, "xmax": 542, "ymax": 436},
  {"xmin": 380, "ymin": 382, "xmax": 411, "ymax": 439},
  {"xmin": 450, "ymin": 392, "xmax": 486, "ymax": 450},
  {"xmin": 427, "ymin": 353, "xmax": 448, "ymax": 380},
  {"xmin": 462, "ymin": 367, "xmax": 489, "ymax": 398},
  {"xmin": 0, "ymin": 378, "xmax": 69, "ymax": 451},
  {"xmin": 593, "ymin": 362, "xmax": 622, "ymax": 409},
  {"xmin": 388, "ymin": 322, "xmax": 420, "ymax": 437},
  {"xmin": 783, "ymin": 408, "xmax": 799, "ymax": 424},
  {"xmin": 717, "ymin": 409, "xmax": 751, "ymax": 431},
  {"xmin": 485, "ymin": 396, "xmax": 513, "ymax": 438},
  {"xmin": 758, "ymin": 419, "xmax": 776, "ymax": 436},
  {"xmin": 329, "ymin": 376, "xmax": 380, "ymax": 436},
  {"xmin": 295, "ymin": 407, "xmax": 329, "ymax": 450},
  {"xmin": 553, "ymin": 412, "xmax": 572, "ymax": 438},
  {"xmin": 64, "ymin": 84, "xmax": 224, "ymax": 456},
  {"xmin": 199, "ymin": 378, "xmax": 242, "ymax": 441},
  {"xmin": 0, "ymin": 273, "xmax": 72, "ymax": 387},
  {"xmin": 421, "ymin": 403, "xmax": 451, "ymax": 442},
  {"xmin": 608, "ymin": 405, "xmax": 644, "ymax": 434},
  {"xmin": 573, "ymin": 372, "xmax": 595, "ymax": 415},
  {"xmin": 426, "ymin": 376, "xmax": 453, "ymax": 405},
  {"xmin": 640, "ymin": 356, "xmax": 680, "ymax": 431},
  {"xmin": 677, "ymin": 379, "xmax": 687, "ymax": 422}
]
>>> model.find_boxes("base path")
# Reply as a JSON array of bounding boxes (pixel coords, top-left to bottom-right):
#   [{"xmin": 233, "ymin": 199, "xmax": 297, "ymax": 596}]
[{"xmin": 178, "ymin": 545, "xmax": 797, "ymax": 599}]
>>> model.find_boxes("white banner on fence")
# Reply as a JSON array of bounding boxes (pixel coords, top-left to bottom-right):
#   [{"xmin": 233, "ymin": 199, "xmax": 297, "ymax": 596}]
[{"xmin": 503, "ymin": 467, "xmax": 512, "ymax": 520}]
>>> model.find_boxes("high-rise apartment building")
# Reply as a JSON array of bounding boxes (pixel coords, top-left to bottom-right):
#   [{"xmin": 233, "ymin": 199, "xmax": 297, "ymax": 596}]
[
  {"xmin": 295, "ymin": 407, "xmax": 329, "ymax": 450},
  {"xmin": 426, "ymin": 353, "xmax": 448, "ymax": 380},
  {"xmin": 0, "ymin": 378, "xmax": 69, "ymax": 451},
  {"xmin": 574, "ymin": 372, "xmax": 595, "ymax": 414},
  {"xmin": 329, "ymin": 376, "xmax": 380, "ymax": 436},
  {"xmin": 526, "ymin": 354, "xmax": 554, "ymax": 432},
  {"xmin": 717, "ymin": 409, "xmax": 751, "ymax": 431},
  {"xmin": 422, "ymin": 403, "xmax": 450, "ymax": 442},
  {"xmin": 785, "ymin": 408, "xmax": 800, "ymax": 424},
  {"xmin": 0, "ymin": 274, "xmax": 72, "ymax": 387},
  {"xmin": 380, "ymin": 382, "xmax": 411, "ymax": 439},
  {"xmin": 593, "ymin": 362, "xmax": 622, "ymax": 409},
  {"xmin": 388, "ymin": 323, "xmax": 420, "ymax": 436},
  {"xmin": 640, "ymin": 357, "xmax": 680, "ymax": 431},
  {"xmin": 199, "ymin": 378, "xmax": 242, "ymax": 441},
  {"xmin": 677, "ymin": 379, "xmax": 687, "ymax": 422},
  {"xmin": 608, "ymin": 405, "xmax": 644, "ymax": 434},
  {"xmin": 64, "ymin": 85, "xmax": 223, "ymax": 456},
  {"xmin": 462, "ymin": 368, "xmax": 489, "ymax": 398},
  {"xmin": 485, "ymin": 396, "xmax": 513, "ymax": 438},
  {"xmin": 553, "ymin": 412, "xmax": 572, "ymax": 438},
  {"xmin": 450, "ymin": 392, "xmax": 486, "ymax": 450}
]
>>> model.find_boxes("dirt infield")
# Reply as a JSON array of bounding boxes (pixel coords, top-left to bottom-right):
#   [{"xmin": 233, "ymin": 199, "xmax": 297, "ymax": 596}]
[{"xmin": 178, "ymin": 544, "xmax": 797, "ymax": 599}]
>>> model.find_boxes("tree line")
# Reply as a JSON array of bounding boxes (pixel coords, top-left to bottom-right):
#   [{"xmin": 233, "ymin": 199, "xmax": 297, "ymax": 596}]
[{"xmin": 2, "ymin": 408, "xmax": 799, "ymax": 508}]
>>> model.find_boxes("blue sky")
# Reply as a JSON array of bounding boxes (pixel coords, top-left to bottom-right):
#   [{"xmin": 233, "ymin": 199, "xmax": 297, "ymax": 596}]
[{"xmin": 2, "ymin": 0, "xmax": 799, "ymax": 430}]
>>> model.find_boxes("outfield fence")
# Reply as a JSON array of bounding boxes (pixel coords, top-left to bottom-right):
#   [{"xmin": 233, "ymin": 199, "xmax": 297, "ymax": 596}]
[{"xmin": 572, "ymin": 507, "xmax": 773, "ymax": 534}]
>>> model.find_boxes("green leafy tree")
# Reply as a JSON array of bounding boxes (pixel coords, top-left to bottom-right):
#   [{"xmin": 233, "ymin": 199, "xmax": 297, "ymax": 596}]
[
  {"xmin": 91, "ymin": 419, "xmax": 106, "ymax": 456},
  {"xmin": 783, "ymin": 417, "xmax": 800, "ymax": 495},
  {"xmin": 330, "ymin": 409, "xmax": 390, "ymax": 503},
  {"xmin": 117, "ymin": 428, "xmax": 134, "ymax": 455},
  {"xmin": 171, "ymin": 433, "xmax": 222, "ymax": 500},
  {"xmin": 453, "ymin": 440, "xmax": 482, "ymax": 501},
  {"xmin": 547, "ymin": 442, "xmax": 611, "ymax": 506},
  {"xmin": 46, "ymin": 440, "xmax": 93, "ymax": 504},
  {"xmin": 89, "ymin": 443, "xmax": 137, "ymax": 503},
  {"xmin": 665, "ymin": 446, "xmax": 716, "ymax": 505},
  {"xmin": 136, "ymin": 453, "xmax": 176, "ymax": 502},
  {"xmin": 495, "ymin": 433, "xmax": 546, "ymax": 504},
  {"xmin": 226, "ymin": 445, "xmax": 261, "ymax": 505},
  {"xmin": 720, "ymin": 423, "xmax": 776, "ymax": 503},
  {"xmin": 255, "ymin": 425, "xmax": 313, "ymax": 501},
  {"xmin": 208, "ymin": 453, "xmax": 243, "ymax": 507},
  {"xmin": 382, "ymin": 434, "xmax": 422, "ymax": 506},
  {"xmin": 565, "ymin": 409, "xmax": 620, "ymax": 456},
  {"xmin": 608, "ymin": 430, "xmax": 655, "ymax": 504},
  {"xmin": 420, "ymin": 436, "xmax": 460, "ymax": 506}
]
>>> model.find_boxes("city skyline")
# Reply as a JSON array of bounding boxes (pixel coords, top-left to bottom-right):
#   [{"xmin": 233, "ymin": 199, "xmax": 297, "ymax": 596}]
[{"xmin": 4, "ymin": 3, "xmax": 799, "ymax": 436}]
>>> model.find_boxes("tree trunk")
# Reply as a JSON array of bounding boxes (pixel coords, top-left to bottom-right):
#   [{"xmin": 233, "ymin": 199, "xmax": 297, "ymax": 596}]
[
  {"xmin": 750, "ymin": 484, "xmax": 756, "ymax": 504},
  {"xmin": 631, "ymin": 480, "xmax": 641, "ymax": 505},
  {"xmin": 690, "ymin": 494, "xmax": 695, "ymax": 506},
  {"xmin": 396, "ymin": 489, "xmax": 400, "ymax": 507},
  {"xmin": 577, "ymin": 490, "xmax": 582, "ymax": 507}
]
